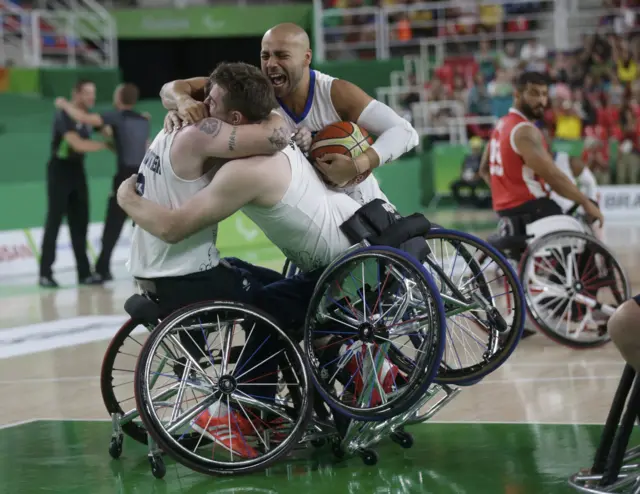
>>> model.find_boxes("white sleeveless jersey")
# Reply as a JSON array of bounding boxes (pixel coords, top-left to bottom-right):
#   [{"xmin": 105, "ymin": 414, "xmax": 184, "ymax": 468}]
[
  {"xmin": 276, "ymin": 69, "xmax": 389, "ymax": 206},
  {"xmin": 551, "ymin": 151, "xmax": 599, "ymax": 212},
  {"xmin": 127, "ymin": 130, "xmax": 219, "ymax": 278},
  {"xmin": 242, "ymin": 142, "xmax": 360, "ymax": 272}
]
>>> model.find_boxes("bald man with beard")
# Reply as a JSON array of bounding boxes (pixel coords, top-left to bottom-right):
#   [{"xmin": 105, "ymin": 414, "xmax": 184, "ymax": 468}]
[{"xmin": 160, "ymin": 23, "xmax": 419, "ymax": 205}]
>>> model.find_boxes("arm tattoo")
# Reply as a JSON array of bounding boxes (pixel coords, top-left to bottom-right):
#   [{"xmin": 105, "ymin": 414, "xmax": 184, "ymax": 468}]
[
  {"xmin": 267, "ymin": 126, "xmax": 289, "ymax": 150},
  {"xmin": 228, "ymin": 126, "xmax": 237, "ymax": 151},
  {"xmin": 196, "ymin": 118, "xmax": 222, "ymax": 137}
]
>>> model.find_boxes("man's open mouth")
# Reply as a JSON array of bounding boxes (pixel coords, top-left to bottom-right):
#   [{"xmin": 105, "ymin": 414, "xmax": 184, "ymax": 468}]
[{"xmin": 269, "ymin": 74, "xmax": 287, "ymax": 87}]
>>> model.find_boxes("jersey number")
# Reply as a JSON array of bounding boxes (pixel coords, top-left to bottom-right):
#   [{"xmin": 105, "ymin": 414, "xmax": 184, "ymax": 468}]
[{"xmin": 488, "ymin": 138, "xmax": 504, "ymax": 177}]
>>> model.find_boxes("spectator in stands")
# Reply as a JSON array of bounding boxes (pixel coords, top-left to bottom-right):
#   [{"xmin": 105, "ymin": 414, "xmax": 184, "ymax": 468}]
[
  {"xmin": 498, "ymin": 41, "xmax": 521, "ymax": 75},
  {"xmin": 612, "ymin": 39, "xmax": 638, "ymax": 84},
  {"xmin": 451, "ymin": 74, "xmax": 468, "ymax": 107},
  {"xmin": 573, "ymin": 87, "xmax": 597, "ymax": 128},
  {"xmin": 520, "ymin": 38, "xmax": 547, "ymax": 72},
  {"xmin": 475, "ymin": 39, "xmax": 498, "ymax": 81},
  {"xmin": 449, "ymin": 136, "xmax": 491, "ymax": 209},
  {"xmin": 554, "ymin": 98, "xmax": 583, "ymax": 141},
  {"xmin": 467, "ymin": 72, "xmax": 492, "ymax": 117},
  {"xmin": 39, "ymin": 80, "xmax": 108, "ymax": 288},
  {"xmin": 617, "ymin": 100, "xmax": 640, "ymax": 183},
  {"xmin": 487, "ymin": 68, "xmax": 513, "ymax": 98}
]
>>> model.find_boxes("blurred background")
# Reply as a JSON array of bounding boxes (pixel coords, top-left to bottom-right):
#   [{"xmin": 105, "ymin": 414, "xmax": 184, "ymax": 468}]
[{"xmin": 1, "ymin": 0, "xmax": 640, "ymax": 285}]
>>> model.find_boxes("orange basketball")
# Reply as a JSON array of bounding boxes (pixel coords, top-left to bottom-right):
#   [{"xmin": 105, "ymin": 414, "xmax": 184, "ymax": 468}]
[{"xmin": 309, "ymin": 121, "xmax": 374, "ymax": 188}]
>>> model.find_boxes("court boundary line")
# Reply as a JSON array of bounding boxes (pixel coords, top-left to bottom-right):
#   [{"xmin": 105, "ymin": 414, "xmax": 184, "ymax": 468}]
[{"xmin": 0, "ymin": 417, "xmax": 607, "ymax": 428}]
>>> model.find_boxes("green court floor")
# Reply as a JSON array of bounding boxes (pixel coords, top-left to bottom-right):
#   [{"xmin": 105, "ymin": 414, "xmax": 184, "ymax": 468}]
[{"xmin": 0, "ymin": 420, "xmax": 613, "ymax": 494}]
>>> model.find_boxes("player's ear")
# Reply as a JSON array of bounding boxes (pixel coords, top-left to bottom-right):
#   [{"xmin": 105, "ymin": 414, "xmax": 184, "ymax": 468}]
[
  {"xmin": 229, "ymin": 111, "xmax": 243, "ymax": 125},
  {"xmin": 305, "ymin": 49, "xmax": 312, "ymax": 67}
]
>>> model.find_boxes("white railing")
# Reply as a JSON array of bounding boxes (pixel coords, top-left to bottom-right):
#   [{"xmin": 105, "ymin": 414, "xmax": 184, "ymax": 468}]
[
  {"xmin": 0, "ymin": 7, "xmax": 116, "ymax": 67},
  {"xmin": 0, "ymin": 2, "xmax": 39, "ymax": 66},
  {"xmin": 314, "ymin": 0, "xmax": 556, "ymax": 62},
  {"xmin": 36, "ymin": 0, "xmax": 117, "ymax": 67},
  {"xmin": 410, "ymin": 100, "xmax": 497, "ymax": 145}
]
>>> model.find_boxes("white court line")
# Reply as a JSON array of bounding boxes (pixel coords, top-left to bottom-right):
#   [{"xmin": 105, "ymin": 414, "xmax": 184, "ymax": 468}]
[
  {"xmin": 504, "ymin": 361, "xmax": 625, "ymax": 368},
  {"xmin": 0, "ymin": 418, "xmax": 38, "ymax": 430}
]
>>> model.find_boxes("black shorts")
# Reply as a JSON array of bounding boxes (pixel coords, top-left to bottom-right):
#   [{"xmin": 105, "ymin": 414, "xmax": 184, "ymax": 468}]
[{"xmin": 496, "ymin": 197, "xmax": 563, "ymax": 237}]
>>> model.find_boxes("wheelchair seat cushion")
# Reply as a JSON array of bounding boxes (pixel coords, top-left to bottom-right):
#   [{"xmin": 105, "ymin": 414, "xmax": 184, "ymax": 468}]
[{"xmin": 340, "ymin": 199, "xmax": 431, "ymax": 250}]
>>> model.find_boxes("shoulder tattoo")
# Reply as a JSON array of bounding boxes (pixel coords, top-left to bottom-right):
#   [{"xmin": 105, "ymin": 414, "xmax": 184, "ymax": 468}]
[
  {"xmin": 268, "ymin": 126, "xmax": 289, "ymax": 150},
  {"xmin": 195, "ymin": 118, "xmax": 222, "ymax": 137}
]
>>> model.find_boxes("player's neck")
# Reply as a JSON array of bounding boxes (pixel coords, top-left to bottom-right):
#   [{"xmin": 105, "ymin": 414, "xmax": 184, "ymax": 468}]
[{"xmin": 279, "ymin": 70, "xmax": 311, "ymax": 114}]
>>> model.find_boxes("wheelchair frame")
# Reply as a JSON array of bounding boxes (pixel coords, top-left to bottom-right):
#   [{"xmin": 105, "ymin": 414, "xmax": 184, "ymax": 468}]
[{"xmin": 102, "ymin": 224, "xmax": 525, "ymax": 477}]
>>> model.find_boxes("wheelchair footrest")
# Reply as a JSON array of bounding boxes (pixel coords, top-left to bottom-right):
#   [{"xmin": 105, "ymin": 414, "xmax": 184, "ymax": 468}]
[{"xmin": 124, "ymin": 294, "xmax": 161, "ymax": 324}]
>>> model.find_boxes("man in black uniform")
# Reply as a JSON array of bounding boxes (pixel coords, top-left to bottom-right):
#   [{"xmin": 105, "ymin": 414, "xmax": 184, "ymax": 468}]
[
  {"xmin": 55, "ymin": 83, "xmax": 151, "ymax": 281},
  {"xmin": 40, "ymin": 79, "xmax": 109, "ymax": 288}
]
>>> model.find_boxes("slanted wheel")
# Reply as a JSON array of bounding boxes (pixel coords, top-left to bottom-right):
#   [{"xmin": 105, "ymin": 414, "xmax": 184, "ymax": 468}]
[
  {"xmin": 390, "ymin": 430, "xmax": 413, "ymax": 449},
  {"xmin": 304, "ymin": 245, "xmax": 446, "ymax": 422},
  {"xmin": 149, "ymin": 455, "xmax": 166, "ymax": 479},
  {"xmin": 359, "ymin": 448, "xmax": 378, "ymax": 466},
  {"xmin": 519, "ymin": 230, "xmax": 629, "ymax": 348},
  {"xmin": 134, "ymin": 301, "xmax": 313, "ymax": 476},
  {"xmin": 109, "ymin": 435, "xmax": 123, "ymax": 459}
]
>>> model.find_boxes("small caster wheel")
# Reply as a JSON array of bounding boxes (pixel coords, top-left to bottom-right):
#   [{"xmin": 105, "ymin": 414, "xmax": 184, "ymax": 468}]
[
  {"xmin": 331, "ymin": 442, "xmax": 345, "ymax": 459},
  {"xmin": 390, "ymin": 430, "xmax": 414, "ymax": 449},
  {"xmin": 149, "ymin": 455, "xmax": 166, "ymax": 479},
  {"xmin": 359, "ymin": 448, "xmax": 378, "ymax": 466},
  {"xmin": 109, "ymin": 436, "xmax": 123, "ymax": 459},
  {"xmin": 310, "ymin": 438, "xmax": 326, "ymax": 448}
]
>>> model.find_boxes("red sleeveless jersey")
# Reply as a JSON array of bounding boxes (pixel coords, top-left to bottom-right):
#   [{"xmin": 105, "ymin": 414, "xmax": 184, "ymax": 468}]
[{"xmin": 488, "ymin": 108, "xmax": 550, "ymax": 211}]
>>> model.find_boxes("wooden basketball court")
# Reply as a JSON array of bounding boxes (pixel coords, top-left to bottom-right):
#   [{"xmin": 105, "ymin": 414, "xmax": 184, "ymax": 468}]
[{"xmin": 0, "ymin": 211, "xmax": 637, "ymax": 493}]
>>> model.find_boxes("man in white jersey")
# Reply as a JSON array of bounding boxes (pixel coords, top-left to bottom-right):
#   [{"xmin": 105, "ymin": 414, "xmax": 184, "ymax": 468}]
[
  {"xmin": 551, "ymin": 150, "xmax": 599, "ymax": 213},
  {"xmin": 118, "ymin": 62, "xmax": 402, "ymax": 457},
  {"xmin": 159, "ymin": 23, "xmax": 419, "ymax": 206}
]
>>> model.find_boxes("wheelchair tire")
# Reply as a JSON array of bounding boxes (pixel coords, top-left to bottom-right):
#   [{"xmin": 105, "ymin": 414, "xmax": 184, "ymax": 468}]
[
  {"xmin": 422, "ymin": 229, "xmax": 526, "ymax": 385},
  {"xmin": 100, "ymin": 318, "xmax": 149, "ymax": 445},
  {"xmin": 304, "ymin": 245, "xmax": 446, "ymax": 422},
  {"xmin": 134, "ymin": 300, "xmax": 313, "ymax": 476},
  {"xmin": 101, "ymin": 318, "xmax": 213, "ymax": 450},
  {"xmin": 519, "ymin": 230, "xmax": 630, "ymax": 349}
]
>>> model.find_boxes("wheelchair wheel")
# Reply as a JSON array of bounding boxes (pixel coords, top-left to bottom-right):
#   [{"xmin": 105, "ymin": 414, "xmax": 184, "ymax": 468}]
[
  {"xmin": 101, "ymin": 318, "xmax": 213, "ymax": 450},
  {"xmin": 304, "ymin": 245, "xmax": 446, "ymax": 422},
  {"xmin": 519, "ymin": 230, "xmax": 630, "ymax": 348},
  {"xmin": 134, "ymin": 301, "xmax": 312, "ymax": 476},
  {"xmin": 420, "ymin": 229, "xmax": 526, "ymax": 385}
]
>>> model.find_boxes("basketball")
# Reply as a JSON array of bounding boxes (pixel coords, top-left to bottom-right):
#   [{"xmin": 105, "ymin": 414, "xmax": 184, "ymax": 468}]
[{"xmin": 309, "ymin": 121, "xmax": 374, "ymax": 188}]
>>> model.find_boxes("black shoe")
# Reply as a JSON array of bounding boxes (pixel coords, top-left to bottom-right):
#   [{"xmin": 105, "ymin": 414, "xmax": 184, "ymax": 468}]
[
  {"xmin": 94, "ymin": 271, "xmax": 113, "ymax": 282},
  {"xmin": 39, "ymin": 275, "xmax": 59, "ymax": 288},
  {"xmin": 79, "ymin": 274, "xmax": 104, "ymax": 286},
  {"xmin": 522, "ymin": 328, "xmax": 537, "ymax": 339}
]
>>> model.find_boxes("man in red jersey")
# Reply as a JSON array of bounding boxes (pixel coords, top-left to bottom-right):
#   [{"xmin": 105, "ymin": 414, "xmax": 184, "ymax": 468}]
[{"xmin": 479, "ymin": 71, "xmax": 603, "ymax": 236}]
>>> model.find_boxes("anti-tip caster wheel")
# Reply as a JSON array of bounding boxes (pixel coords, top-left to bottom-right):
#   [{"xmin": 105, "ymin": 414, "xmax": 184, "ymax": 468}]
[
  {"xmin": 390, "ymin": 430, "xmax": 414, "ymax": 449},
  {"xmin": 359, "ymin": 448, "xmax": 378, "ymax": 466},
  {"xmin": 149, "ymin": 455, "xmax": 166, "ymax": 479},
  {"xmin": 108, "ymin": 436, "xmax": 123, "ymax": 459},
  {"xmin": 310, "ymin": 438, "xmax": 326, "ymax": 448}
]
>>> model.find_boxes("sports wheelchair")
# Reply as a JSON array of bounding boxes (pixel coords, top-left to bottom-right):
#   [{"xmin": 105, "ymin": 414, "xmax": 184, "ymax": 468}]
[
  {"xmin": 101, "ymin": 201, "xmax": 526, "ymax": 478},
  {"xmin": 569, "ymin": 364, "xmax": 640, "ymax": 493},
  {"xmin": 486, "ymin": 203, "xmax": 630, "ymax": 349}
]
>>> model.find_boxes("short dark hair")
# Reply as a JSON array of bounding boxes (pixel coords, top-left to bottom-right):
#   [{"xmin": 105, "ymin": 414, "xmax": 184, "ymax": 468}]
[
  {"xmin": 515, "ymin": 71, "xmax": 549, "ymax": 91},
  {"xmin": 73, "ymin": 79, "xmax": 94, "ymax": 92},
  {"xmin": 208, "ymin": 62, "xmax": 277, "ymax": 123},
  {"xmin": 119, "ymin": 83, "xmax": 139, "ymax": 105}
]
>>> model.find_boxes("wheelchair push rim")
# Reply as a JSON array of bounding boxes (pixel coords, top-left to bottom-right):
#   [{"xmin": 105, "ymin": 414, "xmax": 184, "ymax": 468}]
[
  {"xmin": 519, "ymin": 230, "xmax": 630, "ymax": 349},
  {"xmin": 420, "ymin": 229, "xmax": 526, "ymax": 385},
  {"xmin": 304, "ymin": 245, "xmax": 446, "ymax": 422},
  {"xmin": 133, "ymin": 300, "xmax": 313, "ymax": 476}
]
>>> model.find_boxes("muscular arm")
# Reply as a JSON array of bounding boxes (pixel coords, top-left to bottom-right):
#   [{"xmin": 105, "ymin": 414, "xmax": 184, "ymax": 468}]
[
  {"xmin": 514, "ymin": 125, "xmax": 593, "ymax": 207},
  {"xmin": 160, "ymin": 77, "xmax": 208, "ymax": 110},
  {"xmin": 173, "ymin": 113, "xmax": 290, "ymax": 160},
  {"xmin": 331, "ymin": 79, "xmax": 419, "ymax": 172},
  {"xmin": 119, "ymin": 161, "xmax": 261, "ymax": 244},
  {"xmin": 478, "ymin": 143, "xmax": 491, "ymax": 186}
]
